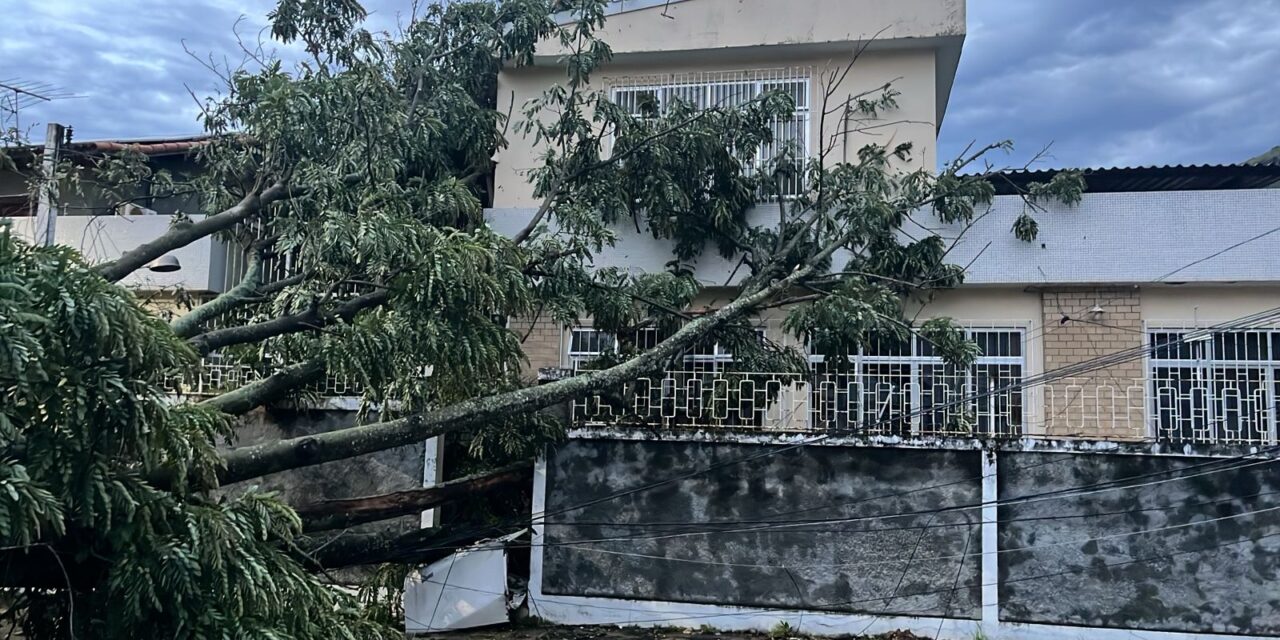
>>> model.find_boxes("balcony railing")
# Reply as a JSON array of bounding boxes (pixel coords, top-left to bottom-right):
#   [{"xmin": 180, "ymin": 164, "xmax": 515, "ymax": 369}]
[{"xmin": 571, "ymin": 370, "xmax": 1280, "ymax": 446}]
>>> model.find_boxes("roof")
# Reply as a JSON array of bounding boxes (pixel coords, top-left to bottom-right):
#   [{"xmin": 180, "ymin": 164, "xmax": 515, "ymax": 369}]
[
  {"xmin": 985, "ymin": 163, "xmax": 1280, "ymax": 195},
  {"xmin": 64, "ymin": 134, "xmax": 210, "ymax": 157}
]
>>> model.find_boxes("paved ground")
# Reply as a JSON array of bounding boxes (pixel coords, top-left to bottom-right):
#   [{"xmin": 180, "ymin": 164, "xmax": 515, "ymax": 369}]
[{"xmin": 432, "ymin": 625, "xmax": 932, "ymax": 640}]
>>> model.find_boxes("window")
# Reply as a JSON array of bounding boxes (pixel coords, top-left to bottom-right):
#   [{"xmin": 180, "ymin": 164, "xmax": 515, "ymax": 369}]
[
  {"xmin": 1147, "ymin": 329, "xmax": 1279, "ymax": 444},
  {"xmin": 567, "ymin": 327, "xmax": 661, "ymax": 369},
  {"xmin": 609, "ymin": 70, "xmax": 811, "ymax": 197},
  {"xmin": 809, "ymin": 328, "xmax": 1026, "ymax": 437}
]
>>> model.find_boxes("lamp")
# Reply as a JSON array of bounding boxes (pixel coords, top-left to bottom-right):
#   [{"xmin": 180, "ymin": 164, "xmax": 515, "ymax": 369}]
[{"xmin": 145, "ymin": 254, "xmax": 182, "ymax": 273}]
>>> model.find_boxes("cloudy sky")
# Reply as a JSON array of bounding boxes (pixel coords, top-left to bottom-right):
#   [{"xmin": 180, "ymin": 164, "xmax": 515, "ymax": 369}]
[{"xmin": 4, "ymin": 0, "xmax": 1279, "ymax": 169}]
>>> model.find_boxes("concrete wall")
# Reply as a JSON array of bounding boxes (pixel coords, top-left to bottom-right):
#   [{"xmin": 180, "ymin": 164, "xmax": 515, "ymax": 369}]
[
  {"xmin": 224, "ymin": 408, "xmax": 426, "ymax": 534},
  {"xmin": 542, "ymin": 0, "xmax": 965, "ymax": 59},
  {"xmin": 535, "ymin": 435, "xmax": 1280, "ymax": 638},
  {"xmin": 999, "ymin": 451, "xmax": 1280, "ymax": 635},
  {"xmin": 1142, "ymin": 286, "xmax": 1280, "ymax": 325},
  {"xmin": 2, "ymin": 214, "xmax": 225, "ymax": 292},
  {"xmin": 542, "ymin": 439, "xmax": 983, "ymax": 618}
]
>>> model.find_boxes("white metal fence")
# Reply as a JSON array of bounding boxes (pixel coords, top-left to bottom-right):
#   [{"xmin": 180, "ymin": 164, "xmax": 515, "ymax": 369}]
[{"xmin": 573, "ymin": 371, "xmax": 1280, "ymax": 445}]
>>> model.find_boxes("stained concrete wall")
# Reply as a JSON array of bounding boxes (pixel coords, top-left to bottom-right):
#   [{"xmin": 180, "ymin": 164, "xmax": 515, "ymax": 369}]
[
  {"xmin": 542, "ymin": 439, "xmax": 982, "ymax": 618},
  {"xmin": 999, "ymin": 451, "xmax": 1280, "ymax": 635},
  {"xmin": 224, "ymin": 408, "xmax": 426, "ymax": 535},
  {"xmin": 542, "ymin": 439, "xmax": 1280, "ymax": 636}
]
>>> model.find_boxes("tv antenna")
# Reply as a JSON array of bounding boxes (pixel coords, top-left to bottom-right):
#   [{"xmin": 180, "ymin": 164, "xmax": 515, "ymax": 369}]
[{"xmin": 0, "ymin": 78, "xmax": 80, "ymax": 144}]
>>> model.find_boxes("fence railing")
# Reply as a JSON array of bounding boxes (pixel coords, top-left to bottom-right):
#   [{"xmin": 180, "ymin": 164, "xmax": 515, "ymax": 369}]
[
  {"xmin": 571, "ymin": 370, "xmax": 1280, "ymax": 445},
  {"xmin": 165, "ymin": 361, "xmax": 363, "ymax": 400}
]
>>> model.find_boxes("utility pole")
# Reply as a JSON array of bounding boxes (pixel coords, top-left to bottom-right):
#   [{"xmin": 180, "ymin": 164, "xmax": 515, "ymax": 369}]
[{"xmin": 33, "ymin": 122, "xmax": 65, "ymax": 247}]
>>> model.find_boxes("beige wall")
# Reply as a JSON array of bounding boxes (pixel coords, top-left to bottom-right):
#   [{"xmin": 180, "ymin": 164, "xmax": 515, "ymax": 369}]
[
  {"xmin": 1141, "ymin": 286, "xmax": 1280, "ymax": 326},
  {"xmin": 526, "ymin": 280, "xmax": 1280, "ymax": 442},
  {"xmin": 542, "ymin": 0, "xmax": 965, "ymax": 58},
  {"xmin": 495, "ymin": 4, "xmax": 951, "ymax": 206}
]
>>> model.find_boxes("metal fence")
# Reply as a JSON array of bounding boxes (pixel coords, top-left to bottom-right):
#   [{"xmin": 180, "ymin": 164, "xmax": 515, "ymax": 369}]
[{"xmin": 573, "ymin": 370, "xmax": 1280, "ymax": 446}]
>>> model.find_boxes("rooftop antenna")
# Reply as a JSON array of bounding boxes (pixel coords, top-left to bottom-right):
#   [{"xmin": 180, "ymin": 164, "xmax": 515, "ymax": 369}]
[{"xmin": 0, "ymin": 79, "xmax": 80, "ymax": 144}]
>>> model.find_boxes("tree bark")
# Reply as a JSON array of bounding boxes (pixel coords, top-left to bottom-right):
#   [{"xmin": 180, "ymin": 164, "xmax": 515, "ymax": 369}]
[
  {"xmin": 216, "ymin": 263, "xmax": 816, "ymax": 485},
  {"xmin": 188, "ymin": 288, "xmax": 390, "ymax": 356},
  {"xmin": 295, "ymin": 460, "xmax": 532, "ymax": 532},
  {"xmin": 171, "ymin": 254, "xmax": 264, "ymax": 338},
  {"xmin": 300, "ymin": 523, "xmax": 492, "ymax": 569},
  {"xmin": 201, "ymin": 358, "xmax": 327, "ymax": 415}
]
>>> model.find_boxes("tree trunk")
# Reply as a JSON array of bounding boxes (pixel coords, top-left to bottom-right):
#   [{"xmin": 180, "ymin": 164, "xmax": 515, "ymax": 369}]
[
  {"xmin": 299, "ymin": 523, "xmax": 497, "ymax": 569},
  {"xmin": 216, "ymin": 263, "xmax": 813, "ymax": 485},
  {"xmin": 295, "ymin": 460, "xmax": 532, "ymax": 532}
]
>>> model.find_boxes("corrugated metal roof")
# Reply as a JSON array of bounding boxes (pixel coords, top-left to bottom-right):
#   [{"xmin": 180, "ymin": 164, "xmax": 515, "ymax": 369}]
[{"xmin": 983, "ymin": 163, "xmax": 1280, "ymax": 194}]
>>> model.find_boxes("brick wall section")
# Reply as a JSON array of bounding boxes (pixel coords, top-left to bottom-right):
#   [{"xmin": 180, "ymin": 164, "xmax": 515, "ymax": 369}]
[
  {"xmin": 1040, "ymin": 287, "xmax": 1146, "ymax": 439},
  {"xmin": 516, "ymin": 313, "xmax": 565, "ymax": 377}
]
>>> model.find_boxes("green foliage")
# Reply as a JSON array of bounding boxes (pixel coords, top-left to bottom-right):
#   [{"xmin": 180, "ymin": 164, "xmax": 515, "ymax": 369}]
[
  {"xmin": 769, "ymin": 620, "xmax": 797, "ymax": 638},
  {"xmin": 1028, "ymin": 170, "xmax": 1086, "ymax": 206},
  {"xmin": 12, "ymin": 1, "xmax": 1096, "ymax": 633},
  {"xmin": 1012, "ymin": 211, "xmax": 1039, "ymax": 242},
  {"xmin": 0, "ymin": 230, "xmax": 393, "ymax": 638}
]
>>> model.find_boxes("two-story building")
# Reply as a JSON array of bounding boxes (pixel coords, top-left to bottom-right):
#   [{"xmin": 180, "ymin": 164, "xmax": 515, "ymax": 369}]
[
  {"xmin": 485, "ymin": 2, "xmax": 1280, "ymax": 639},
  {"xmin": 7, "ymin": 0, "xmax": 1280, "ymax": 637}
]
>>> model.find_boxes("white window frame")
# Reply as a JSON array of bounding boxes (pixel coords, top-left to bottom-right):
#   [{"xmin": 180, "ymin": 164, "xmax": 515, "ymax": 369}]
[
  {"xmin": 607, "ymin": 71, "xmax": 812, "ymax": 197},
  {"xmin": 807, "ymin": 325, "xmax": 1028, "ymax": 437},
  {"xmin": 1145, "ymin": 326, "xmax": 1280, "ymax": 444}
]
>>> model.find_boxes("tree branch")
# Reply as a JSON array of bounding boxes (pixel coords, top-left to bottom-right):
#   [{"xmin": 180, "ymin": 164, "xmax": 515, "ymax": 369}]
[
  {"xmin": 200, "ymin": 358, "xmax": 326, "ymax": 415},
  {"xmin": 171, "ymin": 253, "xmax": 264, "ymax": 338},
  {"xmin": 296, "ymin": 460, "xmax": 532, "ymax": 532},
  {"xmin": 96, "ymin": 180, "xmax": 290, "ymax": 283},
  {"xmin": 187, "ymin": 288, "xmax": 390, "ymax": 356},
  {"xmin": 216, "ymin": 259, "xmax": 820, "ymax": 486},
  {"xmin": 299, "ymin": 522, "xmax": 484, "ymax": 570}
]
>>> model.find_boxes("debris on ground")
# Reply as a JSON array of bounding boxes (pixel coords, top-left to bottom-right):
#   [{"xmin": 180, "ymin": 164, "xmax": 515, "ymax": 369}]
[{"xmin": 427, "ymin": 623, "xmax": 933, "ymax": 640}]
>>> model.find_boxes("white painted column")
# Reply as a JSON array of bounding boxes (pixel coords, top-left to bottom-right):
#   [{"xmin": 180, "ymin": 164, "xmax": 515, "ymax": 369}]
[
  {"xmin": 527, "ymin": 456, "xmax": 549, "ymax": 614},
  {"xmin": 420, "ymin": 436, "xmax": 444, "ymax": 528},
  {"xmin": 980, "ymin": 447, "xmax": 1000, "ymax": 631}
]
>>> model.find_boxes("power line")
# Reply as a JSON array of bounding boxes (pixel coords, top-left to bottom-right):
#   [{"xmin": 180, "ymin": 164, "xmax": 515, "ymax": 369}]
[
  {"xmin": 412, "ymin": 528, "xmax": 1280, "ymax": 629},
  {"xmin": 530, "ymin": 308, "xmax": 1280, "ymax": 520},
  {"xmin": 395, "ymin": 428, "xmax": 1278, "ymax": 558},
  {"xmin": 556, "ymin": 501, "xmax": 1280, "ymax": 571},
  {"xmin": 397, "ymin": 308, "xmax": 1280, "ymax": 559},
  {"xmin": 546, "ymin": 487, "xmax": 1280, "ymax": 533},
  {"xmin": 512, "ymin": 452, "xmax": 1280, "ymax": 548}
]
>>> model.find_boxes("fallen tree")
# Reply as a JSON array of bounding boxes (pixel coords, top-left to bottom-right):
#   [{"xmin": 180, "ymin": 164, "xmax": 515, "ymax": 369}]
[{"xmin": 0, "ymin": 0, "xmax": 1082, "ymax": 635}]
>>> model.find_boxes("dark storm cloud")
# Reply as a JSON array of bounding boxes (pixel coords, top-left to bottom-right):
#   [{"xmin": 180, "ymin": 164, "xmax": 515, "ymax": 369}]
[
  {"xmin": 939, "ymin": 0, "xmax": 1280, "ymax": 168},
  {"xmin": 5, "ymin": 0, "xmax": 1279, "ymax": 169}
]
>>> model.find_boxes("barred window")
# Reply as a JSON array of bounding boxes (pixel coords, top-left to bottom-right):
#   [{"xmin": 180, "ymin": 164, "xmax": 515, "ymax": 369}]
[
  {"xmin": 609, "ymin": 69, "xmax": 811, "ymax": 197},
  {"xmin": 809, "ymin": 328, "xmax": 1026, "ymax": 437},
  {"xmin": 1148, "ymin": 329, "xmax": 1280, "ymax": 444},
  {"xmin": 568, "ymin": 327, "xmax": 661, "ymax": 369}
]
